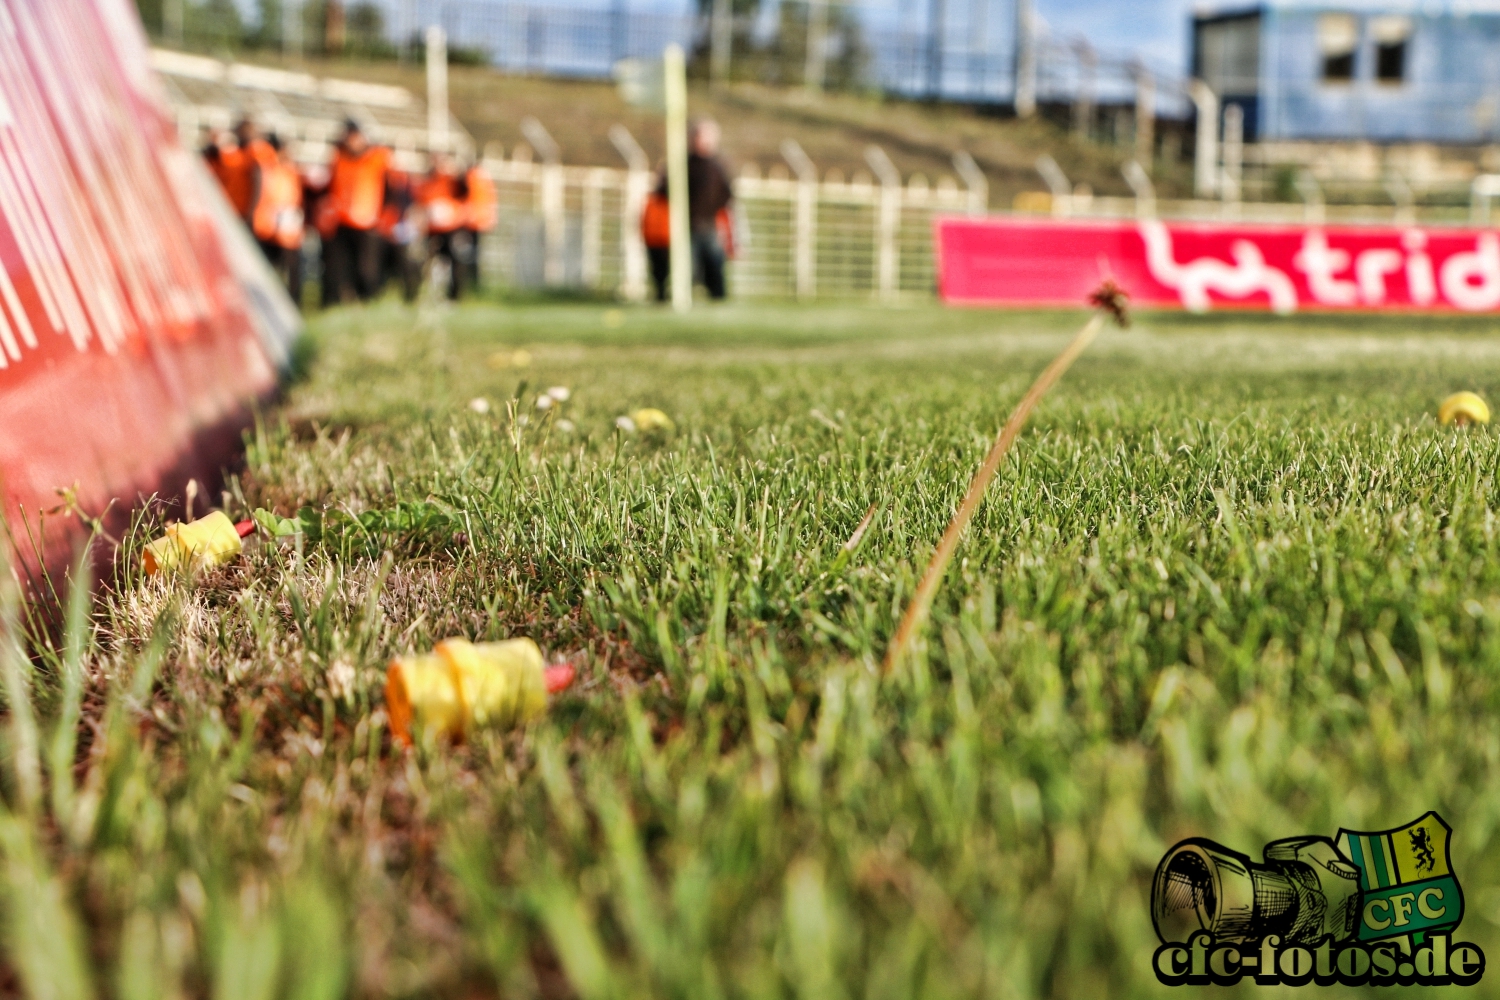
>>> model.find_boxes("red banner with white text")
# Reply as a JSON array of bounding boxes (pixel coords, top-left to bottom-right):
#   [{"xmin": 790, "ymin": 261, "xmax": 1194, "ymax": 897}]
[
  {"xmin": 936, "ymin": 216, "xmax": 1500, "ymax": 314},
  {"xmin": 0, "ymin": 0, "xmax": 293, "ymax": 581}
]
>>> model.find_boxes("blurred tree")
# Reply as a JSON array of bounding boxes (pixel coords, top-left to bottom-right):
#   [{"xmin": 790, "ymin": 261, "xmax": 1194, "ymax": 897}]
[
  {"xmin": 770, "ymin": 1, "xmax": 869, "ymax": 90},
  {"xmin": 690, "ymin": 0, "xmax": 758, "ymax": 82},
  {"xmin": 135, "ymin": 0, "xmax": 165, "ymax": 37},
  {"xmin": 188, "ymin": 0, "xmax": 245, "ymax": 52},
  {"xmin": 346, "ymin": 3, "xmax": 396, "ymax": 58},
  {"xmin": 687, "ymin": 0, "xmax": 869, "ymax": 90},
  {"xmin": 245, "ymin": 0, "xmax": 284, "ymax": 50},
  {"xmin": 298, "ymin": 0, "xmax": 328, "ymax": 53}
]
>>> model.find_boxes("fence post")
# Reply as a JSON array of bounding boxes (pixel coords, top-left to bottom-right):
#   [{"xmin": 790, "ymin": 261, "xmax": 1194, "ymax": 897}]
[
  {"xmin": 582, "ymin": 168, "xmax": 607, "ymax": 288},
  {"xmin": 609, "ymin": 124, "xmax": 650, "ymax": 301},
  {"xmin": 805, "ymin": 0, "xmax": 829, "ymax": 95},
  {"xmin": 1295, "ymin": 170, "xmax": 1325, "ymax": 225},
  {"xmin": 521, "ymin": 116, "xmax": 565, "ymax": 286},
  {"xmin": 283, "ymin": 0, "xmax": 303, "ymax": 60},
  {"xmin": 1013, "ymin": 0, "xmax": 1036, "ymax": 117},
  {"xmin": 952, "ymin": 151, "xmax": 987, "ymax": 216},
  {"xmin": 1385, "ymin": 170, "xmax": 1415, "ymax": 225},
  {"xmin": 865, "ymin": 145, "xmax": 902, "ymax": 301},
  {"xmin": 926, "ymin": 0, "xmax": 946, "ymax": 98},
  {"xmin": 1190, "ymin": 80, "xmax": 1218, "ymax": 199},
  {"xmin": 426, "ymin": 26, "xmax": 449, "ymax": 152},
  {"xmin": 1035, "ymin": 154, "xmax": 1071, "ymax": 217},
  {"xmin": 711, "ymin": 0, "xmax": 733, "ymax": 89},
  {"xmin": 1471, "ymin": 175, "xmax": 1500, "ymax": 226},
  {"xmin": 1122, "ymin": 160, "xmax": 1155, "ymax": 219},
  {"xmin": 1221, "ymin": 102, "xmax": 1243, "ymax": 209},
  {"xmin": 1133, "ymin": 65, "xmax": 1154, "ymax": 171},
  {"xmin": 1072, "ymin": 40, "xmax": 1096, "ymax": 141},
  {"xmin": 664, "ymin": 44, "xmax": 692, "ymax": 312},
  {"xmin": 782, "ymin": 139, "xmax": 818, "ymax": 300},
  {"xmin": 166, "ymin": 0, "xmax": 184, "ymax": 46}
]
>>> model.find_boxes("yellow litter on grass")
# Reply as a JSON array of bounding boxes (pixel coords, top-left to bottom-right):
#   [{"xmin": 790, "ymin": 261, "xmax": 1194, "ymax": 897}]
[
  {"xmin": 630, "ymin": 407, "xmax": 675, "ymax": 432},
  {"xmin": 1439, "ymin": 392, "xmax": 1491, "ymax": 426},
  {"xmin": 385, "ymin": 637, "xmax": 575, "ymax": 745},
  {"xmin": 487, "ymin": 349, "xmax": 533, "ymax": 370},
  {"xmin": 143, "ymin": 511, "xmax": 243, "ymax": 576}
]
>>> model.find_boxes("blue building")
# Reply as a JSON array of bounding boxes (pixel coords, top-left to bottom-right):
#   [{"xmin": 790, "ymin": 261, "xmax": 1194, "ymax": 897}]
[{"xmin": 1193, "ymin": 1, "xmax": 1500, "ymax": 144}]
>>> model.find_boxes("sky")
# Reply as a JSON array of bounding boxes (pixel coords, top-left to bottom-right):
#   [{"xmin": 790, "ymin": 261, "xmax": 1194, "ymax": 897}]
[
  {"xmin": 346, "ymin": 0, "xmax": 1210, "ymax": 77},
  {"xmin": 1031, "ymin": 0, "xmax": 1200, "ymax": 71}
]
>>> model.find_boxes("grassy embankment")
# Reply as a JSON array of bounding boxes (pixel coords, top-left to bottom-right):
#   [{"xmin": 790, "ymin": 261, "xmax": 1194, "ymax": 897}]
[
  {"xmin": 229, "ymin": 51, "xmax": 1185, "ymax": 206},
  {"xmin": 5, "ymin": 299, "xmax": 1500, "ymax": 997}
]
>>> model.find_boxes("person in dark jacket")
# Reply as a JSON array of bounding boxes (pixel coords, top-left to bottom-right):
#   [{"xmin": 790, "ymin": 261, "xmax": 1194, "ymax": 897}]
[{"xmin": 686, "ymin": 119, "xmax": 732, "ymax": 300}]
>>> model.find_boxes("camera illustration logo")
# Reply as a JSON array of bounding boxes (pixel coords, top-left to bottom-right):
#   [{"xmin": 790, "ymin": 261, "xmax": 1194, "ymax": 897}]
[{"xmin": 1152, "ymin": 812, "xmax": 1485, "ymax": 986}]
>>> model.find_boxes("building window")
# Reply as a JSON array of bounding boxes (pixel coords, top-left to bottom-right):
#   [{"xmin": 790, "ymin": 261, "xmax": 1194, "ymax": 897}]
[
  {"xmin": 1372, "ymin": 15, "xmax": 1412, "ymax": 83},
  {"xmin": 1318, "ymin": 13, "xmax": 1358, "ymax": 82}
]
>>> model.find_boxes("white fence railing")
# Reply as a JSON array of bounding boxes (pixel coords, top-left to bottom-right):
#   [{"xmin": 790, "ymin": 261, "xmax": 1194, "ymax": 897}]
[{"xmin": 477, "ymin": 147, "xmax": 978, "ymax": 301}]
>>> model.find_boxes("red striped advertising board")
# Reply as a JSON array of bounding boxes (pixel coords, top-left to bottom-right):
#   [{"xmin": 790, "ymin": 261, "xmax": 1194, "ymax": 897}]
[
  {"xmin": 936, "ymin": 215, "xmax": 1500, "ymax": 314},
  {"xmin": 0, "ymin": 0, "xmax": 296, "ymax": 582}
]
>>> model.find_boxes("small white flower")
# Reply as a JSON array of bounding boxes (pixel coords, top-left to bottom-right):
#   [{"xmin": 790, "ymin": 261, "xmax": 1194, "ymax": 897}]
[
  {"xmin": 546, "ymin": 386, "xmax": 571, "ymax": 402},
  {"xmin": 327, "ymin": 659, "xmax": 357, "ymax": 703},
  {"xmin": 468, "ymin": 397, "xmax": 491, "ymax": 414},
  {"xmin": 615, "ymin": 415, "xmax": 637, "ymax": 433},
  {"xmin": 557, "ymin": 419, "xmax": 576, "ymax": 433},
  {"xmin": 536, "ymin": 395, "xmax": 554, "ymax": 410}
]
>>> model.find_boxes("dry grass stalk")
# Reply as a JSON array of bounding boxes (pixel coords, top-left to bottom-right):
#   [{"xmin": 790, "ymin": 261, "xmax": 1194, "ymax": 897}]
[{"xmin": 884, "ymin": 282, "xmax": 1130, "ymax": 673}]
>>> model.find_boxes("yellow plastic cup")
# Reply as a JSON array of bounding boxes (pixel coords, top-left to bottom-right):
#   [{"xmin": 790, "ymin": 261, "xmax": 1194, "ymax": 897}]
[
  {"xmin": 1439, "ymin": 391, "xmax": 1491, "ymax": 427},
  {"xmin": 142, "ymin": 510, "xmax": 244, "ymax": 576},
  {"xmin": 385, "ymin": 637, "xmax": 548, "ymax": 745}
]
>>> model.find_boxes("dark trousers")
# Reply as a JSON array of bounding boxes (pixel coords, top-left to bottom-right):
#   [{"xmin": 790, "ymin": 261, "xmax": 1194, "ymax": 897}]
[
  {"xmin": 647, "ymin": 246, "xmax": 670, "ymax": 302},
  {"xmin": 427, "ymin": 230, "xmax": 472, "ymax": 300},
  {"xmin": 648, "ymin": 235, "xmax": 727, "ymax": 302},
  {"xmin": 323, "ymin": 225, "xmax": 383, "ymax": 306},
  {"xmin": 257, "ymin": 238, "xmax": 302, "ymax": 308},
  {"xmin": 461, "ymin": 228, "xmax": 483, "ymax": 293},
  {"xmin": 383, "ymin": 240, "xmax": 420, "ymax": 302},
  {"xmin": 692, "ymin": 228, "xmax": 727, "ymax": 300}
]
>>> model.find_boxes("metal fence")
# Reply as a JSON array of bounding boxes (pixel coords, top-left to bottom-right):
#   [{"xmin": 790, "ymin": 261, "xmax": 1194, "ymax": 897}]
[
  {"xmin": 475, "ymin": 143, "xmax": 977, "ymax": 300},
  {"xmin": 159, "ymin": 48, "xmax": 1500, "ymax": 308}
]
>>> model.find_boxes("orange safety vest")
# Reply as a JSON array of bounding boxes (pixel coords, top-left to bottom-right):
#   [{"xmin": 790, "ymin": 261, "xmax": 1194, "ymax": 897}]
[
  {"xmin": 717, "ymin": 206, "xmax": 735, "ymax": 259},
  {"xmin": 251, "ymin": 158, "xmax": 304, "ymax": 249},
  {"xmin": 215, "ymin": 145, "xmax": 255, "ymax": 219},
  {"xmin": 641, "ymin": 192, "xmax": 670, "ymax": 249},
  {"xmin": 244, "ymin": 138, "xmax": 277, "ymax": 171},
  {"xmin": 464, "ymin": 166, "xmax": 497, "ymax": 231},
  {"xmin": 418, "ymin": 172, "xmax": 464, "ymax": 234},
  {"xmin": 327, "ymin": 146, "xmax": 391, "ymax": 231}
]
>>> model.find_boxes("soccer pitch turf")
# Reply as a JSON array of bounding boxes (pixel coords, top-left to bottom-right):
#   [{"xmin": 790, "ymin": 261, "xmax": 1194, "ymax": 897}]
[{"xmin": 15, "ymin": 299, "xmax": 1500, "ymax": 996}]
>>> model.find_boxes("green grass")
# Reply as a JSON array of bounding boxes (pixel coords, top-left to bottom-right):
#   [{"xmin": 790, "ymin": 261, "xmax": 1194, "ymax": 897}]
[{"xmin": 9, "ymin": 297, "xmax": 1500, "ymax": 997}]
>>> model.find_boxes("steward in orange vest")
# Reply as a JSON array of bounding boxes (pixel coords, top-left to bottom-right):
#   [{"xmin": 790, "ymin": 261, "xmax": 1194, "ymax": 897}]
[
  {"xmin": 321, "ymin": 121, "xmax": 391, "ymax": 305},
  {"xmin": 418, "ymin": 154, "xmax": 470, "ymax": 299},
  {"xmin": 642, "ymin": 174, "xmax": 672, "ymax": 302},
  {"xmin": 250, "ymin": 134, "xmax": 305, "ymax": 306},
  {"xmin": 461, "ymin": 163, "xmax": 497, "ymax": 293},
  {"xmin": 203, "ymin": 123, "xmax": 262, "ymax": 221},
  {"xmin": 377, "ymin": 170, "xmax": 420, "ymax": 303}
]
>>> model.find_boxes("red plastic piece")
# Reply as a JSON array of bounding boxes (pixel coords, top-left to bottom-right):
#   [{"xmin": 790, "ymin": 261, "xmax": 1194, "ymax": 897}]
[
  {"xmin": 544, "ymin": 663, "xmax": 576, "ymax": 694},
  {"xmin": 235, "ymin": 518, "xmax": 256, "ymax": 538}
]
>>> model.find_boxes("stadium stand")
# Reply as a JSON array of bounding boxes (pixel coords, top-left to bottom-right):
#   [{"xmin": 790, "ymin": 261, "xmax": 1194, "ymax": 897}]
[{"xmin": 150, "ymin": 49, "xmax": 473, "ymax": 171}]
